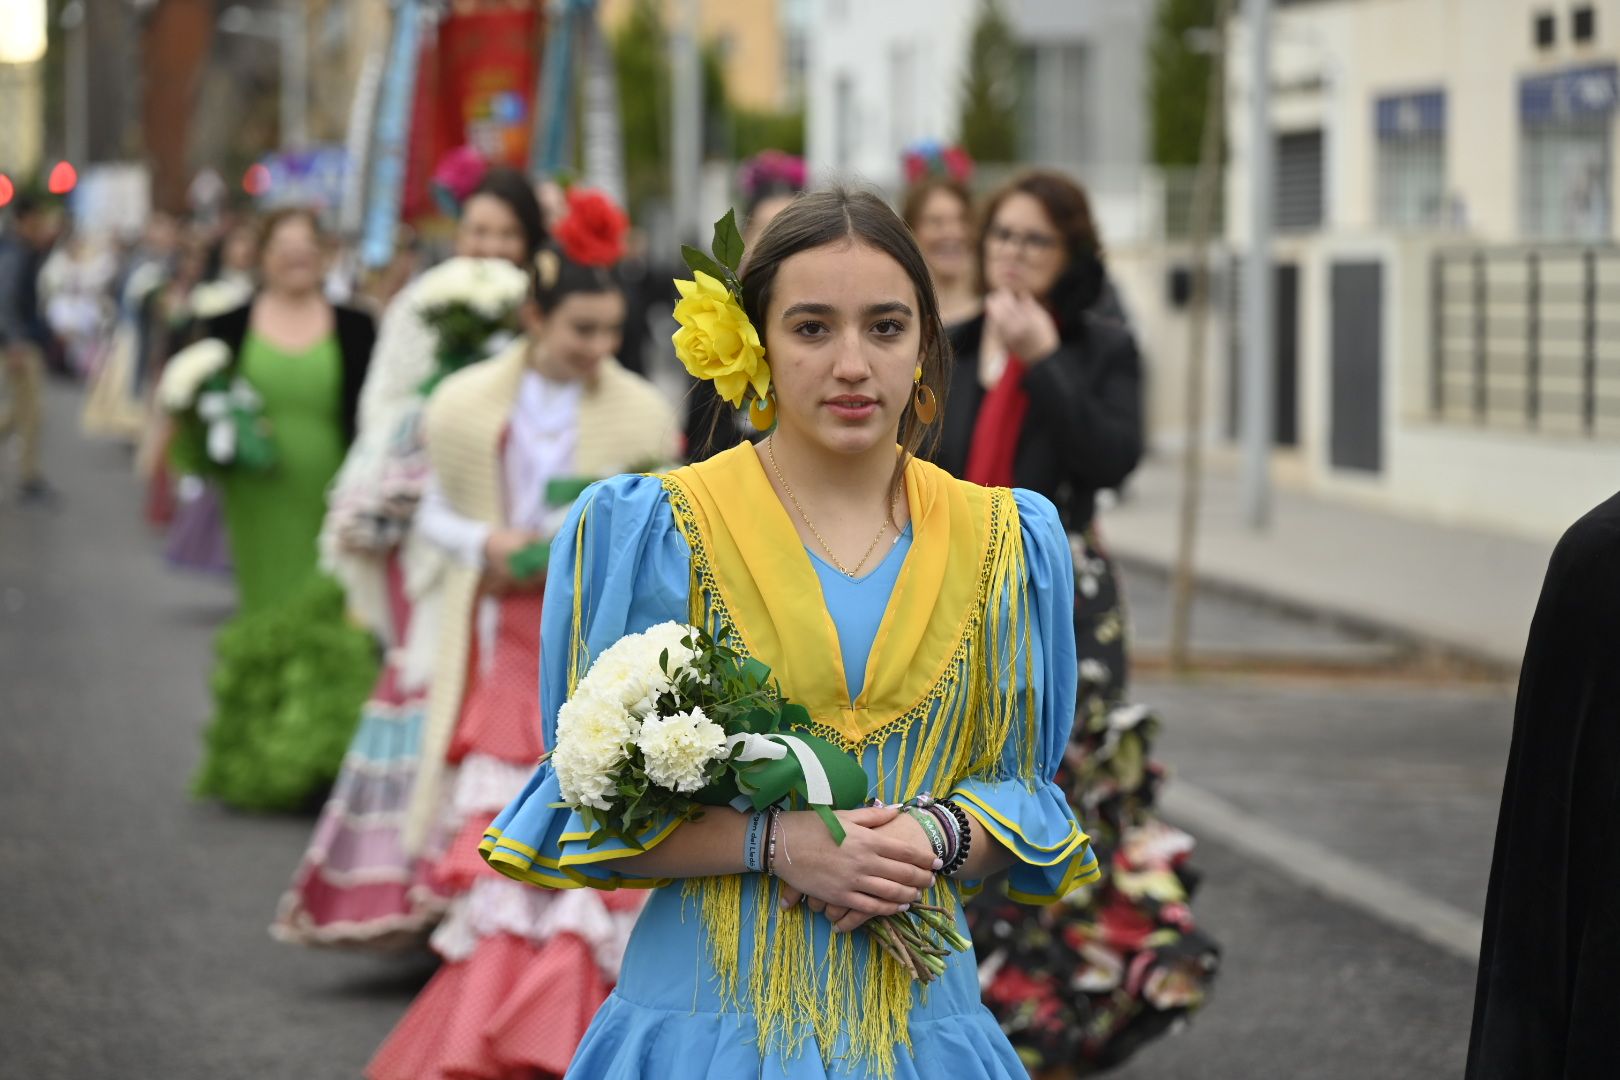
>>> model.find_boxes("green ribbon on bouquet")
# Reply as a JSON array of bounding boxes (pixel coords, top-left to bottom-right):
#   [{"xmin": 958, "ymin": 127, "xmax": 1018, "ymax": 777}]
[{"xmin": 696, "ymin": 659, "xmax": 869, "ymax": 844}]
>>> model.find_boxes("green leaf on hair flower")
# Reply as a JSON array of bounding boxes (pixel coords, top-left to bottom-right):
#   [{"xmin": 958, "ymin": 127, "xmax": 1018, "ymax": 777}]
[
  {"xmin": 713, "ymin": 208, "xmax": 745, "ymax": 272},
  {"xmin": 681, "ymin": 245, "xmax": 729, "ymax": 285}
]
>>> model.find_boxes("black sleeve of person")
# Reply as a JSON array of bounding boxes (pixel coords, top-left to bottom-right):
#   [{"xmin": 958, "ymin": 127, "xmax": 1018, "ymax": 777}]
[
  {"xmin": 1018, "ymin": 315, "xmax": 1144, "ymax": 494},
  {"xmin": 1465, "ymin": 489, "xmax": 1620, "ymax": 1079}
]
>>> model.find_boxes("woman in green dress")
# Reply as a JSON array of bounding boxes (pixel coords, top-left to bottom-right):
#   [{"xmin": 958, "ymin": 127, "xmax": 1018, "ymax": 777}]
[{"xmin": 170, "ymin": 208, "xmax": 379, "ymax": 810}]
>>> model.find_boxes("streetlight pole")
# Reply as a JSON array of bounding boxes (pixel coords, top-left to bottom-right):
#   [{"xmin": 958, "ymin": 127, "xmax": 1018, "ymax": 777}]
[
  {"xmin": 60, "ymin": 1, "xmax": 88, "ymax": 165},
  {"xmin": 1241, "ymin": 0, "xmax": 1274, "ymax": 529},
  {"xmin": 670, "ymin": 0, "xmax": 701, "ymax": 246},
  {"xmin": 282, "ymin": 0, "xmax": 308, "ymax": 149}
]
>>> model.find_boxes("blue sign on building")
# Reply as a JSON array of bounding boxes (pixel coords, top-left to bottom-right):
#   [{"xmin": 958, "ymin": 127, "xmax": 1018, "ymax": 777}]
[
  {"xmin": 1376, "ymin": 90, "xmax": 1446, "ymax": 139},
  {"xmin": 1520, "ymin": 64, "xmax": 1620, "ymax": 123}
]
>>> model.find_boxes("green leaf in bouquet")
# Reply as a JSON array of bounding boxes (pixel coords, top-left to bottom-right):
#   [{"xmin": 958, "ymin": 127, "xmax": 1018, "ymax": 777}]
[
  {"xmin": 681, "ymin": 245, "xmax": 729, "ymax": 284},
  {"xmin": 713, "ymin": 208, "xmax": 745, "ymax": 272},
  {"xmin": 778, "ymin": 702, "xmax": 812, "ymax": 732},
  {"xmin": 508, "ymin": 541, "xmax": 551, "ymax": 581},
  {"xmin": 693, "ymin": 770, "xmax": 741, "ymax": 808}
]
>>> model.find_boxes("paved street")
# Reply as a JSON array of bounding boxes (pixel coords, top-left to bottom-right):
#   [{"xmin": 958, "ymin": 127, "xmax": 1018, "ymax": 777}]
[{"xmin": 2, "ymin": 384, "xmax": 1511, "ymax": 1078}]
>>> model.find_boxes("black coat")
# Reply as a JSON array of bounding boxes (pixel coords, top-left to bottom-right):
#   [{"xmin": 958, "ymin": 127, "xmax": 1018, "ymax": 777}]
[
  {"xmin": 932, "ymin": 311, "xmax": 1144, "ymax": 534},
  {"xmin": 1466, "ymin": 489, "xmax": 1620, "ymax": 1079},
  {"xmin": 204, "ymin": 300, "xmax": 376, "ymax": 445}
]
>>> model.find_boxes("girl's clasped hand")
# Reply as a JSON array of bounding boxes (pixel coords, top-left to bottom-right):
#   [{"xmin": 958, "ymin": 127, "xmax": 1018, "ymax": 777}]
[{"xmin": 773, "ymin": 804, "xmax": 940, "ymax": 933}]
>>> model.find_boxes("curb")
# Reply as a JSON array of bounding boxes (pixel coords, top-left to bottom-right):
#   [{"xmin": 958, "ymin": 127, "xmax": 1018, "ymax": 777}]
[{"xmin": 1113, "ymin": 551, "xmax": 1521, "ymax": 680}]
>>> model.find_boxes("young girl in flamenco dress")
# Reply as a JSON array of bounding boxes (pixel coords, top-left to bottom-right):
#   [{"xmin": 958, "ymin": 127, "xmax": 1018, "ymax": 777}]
[
  {"xmin": 367, "ymin": 191, "xmax": 682, "ymax": 1080},
  {"xmin": 479, "ymin": 188, "xmax": 1101, "ymax": 1078},
  {"xmin": 273, "ymin": 168, "xmax": 548, "ymax": 948}
]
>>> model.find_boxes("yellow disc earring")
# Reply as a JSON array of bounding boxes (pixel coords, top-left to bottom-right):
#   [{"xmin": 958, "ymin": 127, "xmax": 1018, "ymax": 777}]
[
  {"xmin": 750, "ymin": 391, "xmax": 777, "ymax": 430},
  {"xmin": 912, "ymin": 366, "xmax": 938, "ymax": 425}
]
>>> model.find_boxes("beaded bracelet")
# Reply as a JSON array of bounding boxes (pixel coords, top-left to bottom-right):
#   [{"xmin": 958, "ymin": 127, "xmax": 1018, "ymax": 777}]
[
  {"xmin": 766, "ymin": 806, "xmax": 786, "ymax": 875},
  {"xmin": 902, "ymin": 807, "xmax": 947, "ymax": 861},
  {"xmin": 937, "ymin": 799, "xmax": 973, "ymax": 877},
  {"xmin": 743, "ymin": 810, "xmax": 769, "ymax": 873}
]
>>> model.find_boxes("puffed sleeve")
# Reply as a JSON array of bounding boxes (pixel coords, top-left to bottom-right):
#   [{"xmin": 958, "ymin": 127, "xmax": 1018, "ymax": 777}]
[
  {"xmin": 947, "ymin": 488, "xmax": 1101, "ymax": 903},
  {"xmin": 480, "ymin": 472, "xmax": 693, "ymax": 890}
]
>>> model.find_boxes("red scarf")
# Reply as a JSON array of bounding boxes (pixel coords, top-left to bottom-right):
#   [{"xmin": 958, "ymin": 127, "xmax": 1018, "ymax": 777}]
[{"xmin": 963, "ymin": 353, "xmax": 1030, "ymax": 488}]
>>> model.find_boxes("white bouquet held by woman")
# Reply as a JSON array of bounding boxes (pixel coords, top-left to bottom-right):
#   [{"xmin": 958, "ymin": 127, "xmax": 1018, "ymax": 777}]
[
  {"xmin": 546, "ymin": 622, "xmax": 972, "ymax": 983},
  {"xmin": 552, "ymin": 621, "xmax": 868, "ymax": 842},
  {"xmin": 412, "ymin": 256, "xmax": 531, "ymax": 392},
  {"xmin": 156, "ymin": 338, "xmax": 276, "ymax": 470}
]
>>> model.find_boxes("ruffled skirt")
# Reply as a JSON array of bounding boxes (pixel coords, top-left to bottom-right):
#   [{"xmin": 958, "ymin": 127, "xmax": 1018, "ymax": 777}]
[
  {"xmin": 569, "ymin": 992, "xmax": 1034, "ymax": 1080},
  {"xmin": 966, "ymin": 529, "xmax": 1221, "ymax": 1072},
  {"xmin": 273, "ymin": 556, "xmax": 445, "ymax": 946},
  {"xmin": 368, "ymin": 589, "xmax": 643, "ymax": 1079},
  {"xmin": 192, "ymin": 575, "xmax": 378, "ymax": 812}
]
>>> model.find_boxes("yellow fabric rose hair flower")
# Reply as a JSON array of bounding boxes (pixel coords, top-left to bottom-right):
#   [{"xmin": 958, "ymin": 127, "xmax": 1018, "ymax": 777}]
[
  {"xmin": 673, "ymin": 271, "xmax": 768, "ymax": 407},
  {"xmin": 670, "ymin": 209, "xmax": 771, "ymax": 410}
]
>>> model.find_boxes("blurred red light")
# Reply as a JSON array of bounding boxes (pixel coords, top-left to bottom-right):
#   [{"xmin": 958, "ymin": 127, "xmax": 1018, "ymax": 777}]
[
  {"xmin": 48, "ymin": 162, "xmax": 78, "ymax": 195},
  {"xmin": 0, "ymin": 174, "xmax": 12, "ymax": 208},
  {"xmin": 243, "ymin": 164, "xmax": 272, "ymax": 196}
]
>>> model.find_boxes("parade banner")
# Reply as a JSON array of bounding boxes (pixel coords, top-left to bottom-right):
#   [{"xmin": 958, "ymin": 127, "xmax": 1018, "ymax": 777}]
[
  {"xmin": 361, "ymin": 0, "xmax": 427, "ymax": 267},
  {"xmin": 402, "ymin": 4, "xmax": 542, "ymax": 220}
]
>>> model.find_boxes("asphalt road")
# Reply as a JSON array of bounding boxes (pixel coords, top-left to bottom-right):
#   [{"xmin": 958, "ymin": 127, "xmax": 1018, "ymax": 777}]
[{"xmin": 1, "ymin": 384, "xmax": 1506, "ymax": 1079}]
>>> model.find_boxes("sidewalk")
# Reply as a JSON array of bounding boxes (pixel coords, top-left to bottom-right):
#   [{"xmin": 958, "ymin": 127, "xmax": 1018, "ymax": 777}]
[{"xmin": 1101, "ymin": 455, "xmax": 1564, "ymax": 670}]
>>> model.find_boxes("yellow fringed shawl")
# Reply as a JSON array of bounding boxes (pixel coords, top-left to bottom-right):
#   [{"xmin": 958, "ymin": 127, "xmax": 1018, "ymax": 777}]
[{"xmin": 656, "ymin": 444, "xmax": 1038, "ymax": 1076}]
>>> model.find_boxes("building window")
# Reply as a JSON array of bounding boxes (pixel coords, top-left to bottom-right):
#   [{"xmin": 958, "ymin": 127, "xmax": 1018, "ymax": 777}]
[
  {"xmin": 1019, "ymin": 43, "xmax": 1090, "ymax": 166},
  {"xmin": 1520, "ymin": 64, "xmax": 1618, "ymax": 240},
  {"xmin": 1375, "ymin": 90, "xmax": 1447, "ymax": 228},
  {"xmin": 1574, "ymin": 6, "xmax": 1596, "ymax": 43},
  {"xmin": 1535, "ymin": 11, "xmax": 1557, "ymax": 49},
  {"xmin": 1276, "ymin": 129, "xmax": 1325, "ymax": 231}
]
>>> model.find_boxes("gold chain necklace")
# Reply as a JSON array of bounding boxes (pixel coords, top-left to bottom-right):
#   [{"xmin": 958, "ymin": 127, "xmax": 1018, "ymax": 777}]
[{"xmin": 767, "ymin": 437, "xmax": 898, "ymax": 579}]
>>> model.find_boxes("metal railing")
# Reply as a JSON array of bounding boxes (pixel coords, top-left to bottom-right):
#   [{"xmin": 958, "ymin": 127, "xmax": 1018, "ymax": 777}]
[{"xmin": 1430, "ymin": 245, "xmax": 1620, "ymax": 438}]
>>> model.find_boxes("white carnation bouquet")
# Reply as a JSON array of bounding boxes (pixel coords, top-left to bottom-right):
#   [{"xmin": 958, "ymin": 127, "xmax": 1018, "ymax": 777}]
[
  {"xmin": 156, "ymin": 338, "xmax": 276, "ymax": 471},
  {"xmin": 548, "ymin": 622, "xmax": 973, "ymax": 983},
  {"xmin": 186, "ymin": 279, "xmax": 253, "ymax": 322},
  {"xmin": 412, "ymin": 256, "xmax": 531, "ymax": 393},
  {"xmin": 550, "ymin": 622, "xmax": 870, "ymax": 835}
]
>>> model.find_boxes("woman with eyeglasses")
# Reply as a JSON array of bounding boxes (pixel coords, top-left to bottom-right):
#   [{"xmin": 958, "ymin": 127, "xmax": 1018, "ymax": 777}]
[{"xmin": 931, "ymin": 170, "xmax": 1221, "ymax": 1074}]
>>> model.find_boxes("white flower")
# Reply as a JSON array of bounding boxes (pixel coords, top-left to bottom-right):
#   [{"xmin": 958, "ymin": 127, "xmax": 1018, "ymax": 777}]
[
  {"xmin": 412, "ymin": 256, "xmax": 529, "ymax": 320},
  {"xmin": 157, "ymin": 338, "xmax": 231, "ymax": 412},
  {"xmin": 551, "ymin": 688, "xmax": 637, "ymax": 810},
  {"xmin": 636, "ymin": 707, "xmax": 728, "ymax": 794},
  {"xmin": 187, "ymin": 279, "xmax": 252, "ymax": 321},
  {"xmin": 578, "ymin": 624, "xmax": 700, "ymax": 718},
  {"xmin": 637, "ymin": 622, "xmax": 700, "ymax": 678}
]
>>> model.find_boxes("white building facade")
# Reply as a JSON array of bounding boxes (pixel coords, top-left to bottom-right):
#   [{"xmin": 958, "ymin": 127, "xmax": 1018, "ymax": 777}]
[
  {"xmin": 802, "ymin": 0, "xmax": 1153, "ymax": 223},
  {"xmin": 1210, "ymin": 0, "xmax": 1620, "ymax": 541}
]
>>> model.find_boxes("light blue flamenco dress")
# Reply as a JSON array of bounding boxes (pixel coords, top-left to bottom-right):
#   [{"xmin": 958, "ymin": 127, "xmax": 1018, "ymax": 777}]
[{"xmin": 481, "ymin": 466, "xmax": 1099, "ymax": 1079}]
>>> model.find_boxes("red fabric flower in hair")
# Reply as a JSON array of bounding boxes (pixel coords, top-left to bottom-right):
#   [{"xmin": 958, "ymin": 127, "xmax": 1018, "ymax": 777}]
[{"xmin": 554, "ymin": 188, "xmax": 629, "ymax": 268}]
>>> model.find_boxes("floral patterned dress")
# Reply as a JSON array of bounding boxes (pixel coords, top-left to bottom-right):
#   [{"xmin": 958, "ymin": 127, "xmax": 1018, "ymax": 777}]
[{"xmin": 967, "ymin": 529, "xmax": 1222, "ymax": 1074}]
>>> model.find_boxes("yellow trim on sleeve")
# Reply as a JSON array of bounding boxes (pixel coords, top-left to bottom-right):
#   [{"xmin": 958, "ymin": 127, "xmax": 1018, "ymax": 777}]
[
  {"xmin": 486, "ymin": 832, "xmax": 543, "ymax": 860},
  {"xmin": 557, "ymin": 816, "xmax": 683, "ymax": 865},
  {"xmin": 1005, "ymin": 848, "xmax": 1102, "ymax": 905},
  {"xmin": 954, "ymin": 796, "xmax": 1087, "ymax": 865}
]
